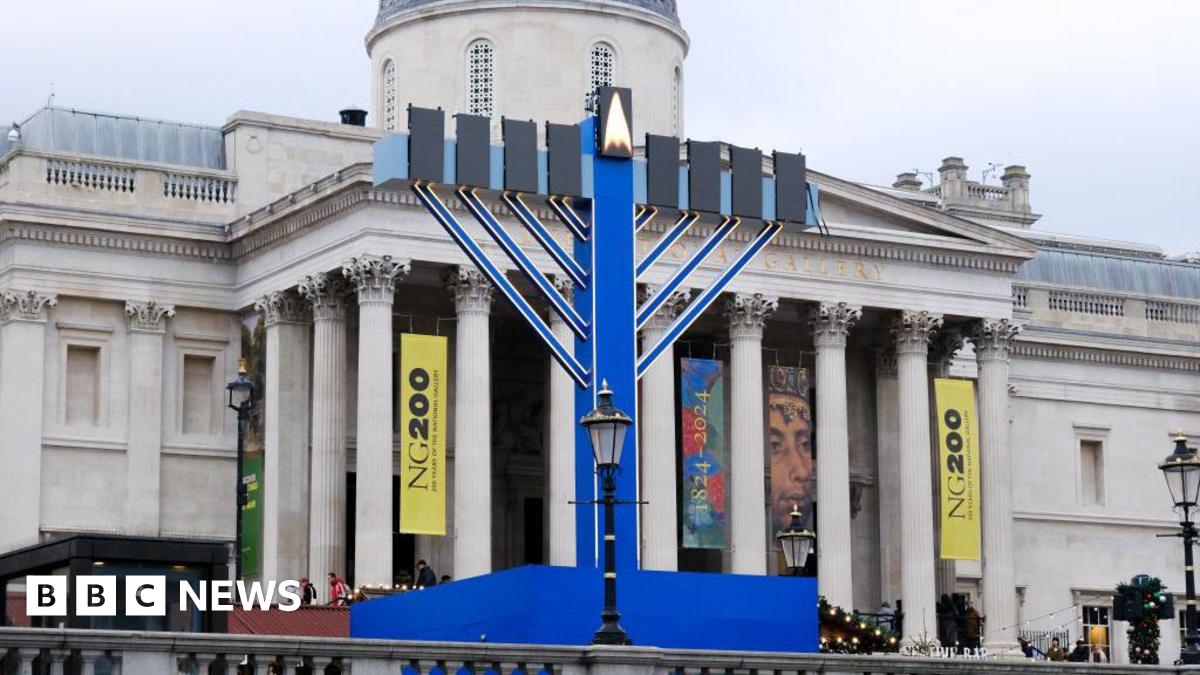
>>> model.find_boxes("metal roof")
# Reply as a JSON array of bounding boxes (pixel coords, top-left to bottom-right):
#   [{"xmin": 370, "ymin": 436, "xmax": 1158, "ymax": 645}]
[
  {"xmin": 3, "ymin": 107, "xmax": 225, "ymax": 170},
  {"xmin": 1016, "ymin": 247, "xmax": 1200, "ymax": 300},
  {"xmin": 376, "ymin": 0, "xmax": 680, "ymax": 25}
]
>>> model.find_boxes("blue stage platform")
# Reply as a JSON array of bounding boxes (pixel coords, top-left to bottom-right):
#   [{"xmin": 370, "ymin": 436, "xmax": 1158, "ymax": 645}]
[{"xmin": 350, "ymin": 565, "xmax": 818, "ymax": 652}]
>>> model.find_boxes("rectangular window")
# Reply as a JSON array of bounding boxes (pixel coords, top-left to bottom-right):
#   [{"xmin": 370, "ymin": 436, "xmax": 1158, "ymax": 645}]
[
  {"xmin": 1080, "ymin": 440, "xmax": 1105, "ymax": 506},
  {"xmin": 182, "ymin": 355, "xmax": 215, "ymax": 435},
  {"xmin": 1083, "ymin": 605, "xmax": 1110, "ymax": 661},
  {"xmin": 65, "ymin": 345, "xmax": 100, "ymax": 426}
]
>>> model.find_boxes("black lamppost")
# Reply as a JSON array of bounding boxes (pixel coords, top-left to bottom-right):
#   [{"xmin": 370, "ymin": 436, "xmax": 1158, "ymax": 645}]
[
  {"xmin": 1159, "ymin": 431, "xmax": 1200, "ymax": 665},
  {"xmin": 580, "ymin": 380, "xmax": 632, "ymax": 646},
  {"xmin": 775, "ymin": 505, "xmax": 816, "ymax": 576},
  {"xmin": 226, "ymin": 358, "xmax": 257, "ymax": 582}
]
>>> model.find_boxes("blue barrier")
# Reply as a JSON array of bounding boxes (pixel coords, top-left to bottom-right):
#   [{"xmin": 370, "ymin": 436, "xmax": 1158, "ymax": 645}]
[{"xmin": 351, "ymin": 565, "xmax": 818, "ymax": 652}]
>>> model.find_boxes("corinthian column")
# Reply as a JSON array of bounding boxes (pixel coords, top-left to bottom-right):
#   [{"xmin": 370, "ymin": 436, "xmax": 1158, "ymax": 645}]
[
  {"xmin": 343, "ymin": 255, "xmax": 410, "ymax": 587},
  {"xmin": 124, "ymin": 301, "xmax": 175, "ymax": 536},
  {"xmin": 298, "ymin": 272, "xmax": 350, "ymax": 591},
  {"xmin": 971, "ymin": 318, "xmax": 1022, "ymax": 652},
  {"xmin": 726, "ymin": 293, "xmax": 778, "ymax": 575},
  {"xmin": 0, "ymin": 290, "xmax": 56, "ymax": 550},
  {"xmin": 810, "ymin": 301, "xmax": 862, "ymax": 608},
  {"xmin": 254, "ymin": 290, "xmax": 311, "ymax": 584},
  {"xmin": 448, "ymin": 267, "xmax": 494, "ymax": 579},
  {"xmin": 640, "ymin": 286, "xmax": 691, "ymax": 571},
  {"xmin": 548, "ymin": 276, "xmax": 575, "ymax": 567},
  {"xmin": 892, "ymin": 310, "xmax": 942, "ymax": 643}
]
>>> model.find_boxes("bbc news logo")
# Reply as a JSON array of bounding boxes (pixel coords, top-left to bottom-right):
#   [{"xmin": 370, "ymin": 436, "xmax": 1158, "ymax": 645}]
[{"xmin": 27, "ymin": 576, "xmax": 303, "ymax": 616}]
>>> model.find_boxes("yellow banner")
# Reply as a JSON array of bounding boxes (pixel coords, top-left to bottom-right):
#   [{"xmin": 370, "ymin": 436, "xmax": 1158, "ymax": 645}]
[
  {"xmin": 399, "ymin": 334, "xmax": 448, "ymax": 535},
  {"xmin": 934, "ymin": 378, "xmax": 981, "ymax": 560}
]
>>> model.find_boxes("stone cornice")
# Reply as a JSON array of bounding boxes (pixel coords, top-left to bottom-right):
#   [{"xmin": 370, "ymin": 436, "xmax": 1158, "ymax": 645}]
[
  {"xmin": 0, "ymin": 221, "xmax": 232, "ymax": 261},
  {"xmin": 1011, "ymin": 340, "xmax": 1200, "ymax": 372},
  {"xmin": 231, "ymin": 171, "xmax": 1033, "ymax": 276}
]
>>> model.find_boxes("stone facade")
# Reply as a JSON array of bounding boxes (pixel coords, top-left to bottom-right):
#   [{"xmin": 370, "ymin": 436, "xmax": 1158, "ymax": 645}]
[{"xmin": 0, "ymin": 0, "xmax": 1197, "ymax": 664}]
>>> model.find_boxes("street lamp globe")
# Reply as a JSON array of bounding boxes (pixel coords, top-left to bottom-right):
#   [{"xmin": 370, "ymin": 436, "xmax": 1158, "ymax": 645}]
[
  {"xmin": 580, "ymin": 379, "xmax": 632, "ymax": 469},
  {"xmin": 1160, "ymin": 431, "xmax": 1200, "ymax": 513},
  {"xmin": 775, "ymin": 504, "xmax": 815, "ymax": 575},
  {"xmin": 226, "ymin": 358, "xmax": 256, "ymax": 412}
]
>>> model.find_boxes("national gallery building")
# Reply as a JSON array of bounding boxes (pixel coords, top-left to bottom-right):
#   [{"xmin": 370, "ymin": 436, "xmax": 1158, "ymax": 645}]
[{"xmin": 0, "ymin": 0, "xmax": 1197, "ymax": 664}]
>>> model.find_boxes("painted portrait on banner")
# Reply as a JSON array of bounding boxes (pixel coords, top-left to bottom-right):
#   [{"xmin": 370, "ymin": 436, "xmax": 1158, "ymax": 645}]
[
  {"xmin": 238, "ymin": 313, "xmax": 267, "ymax": 578},
  {"xmin": 680, "ymin": 358, "xmax": 728, "ymax": 549},
  {"xmin": 767, "ymin": 365, "xmax": 814, "ymax": 533}
]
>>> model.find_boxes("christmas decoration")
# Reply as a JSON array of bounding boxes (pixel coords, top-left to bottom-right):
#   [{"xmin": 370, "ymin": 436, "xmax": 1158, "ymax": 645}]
[
  {"xmin": 818, "ymin": 597, "xmax": 900, "ymax": 654},
  {"xmin": 1116, "ymin": 576, "xmax": 1169, "ymax": 664}
]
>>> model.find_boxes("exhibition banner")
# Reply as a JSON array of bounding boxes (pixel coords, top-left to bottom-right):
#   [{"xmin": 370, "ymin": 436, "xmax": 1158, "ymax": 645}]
[
  {"xmin": 240, "ymin": 450, "xmax": 263, "ymax": 578},
  {"xmin": 934, "ymin": 378, "xmax": 981, "ymax": 560},
  {"xmin": 766, "ymin": 365, "xmax": 814, "ymax": 534},
  {"xmin": 680, "ymin": 358, "xmax": 727, "ymax": 549},
  {"xmin": 399, "ymin": 334, "xmax": 448, "ymax": 535}
]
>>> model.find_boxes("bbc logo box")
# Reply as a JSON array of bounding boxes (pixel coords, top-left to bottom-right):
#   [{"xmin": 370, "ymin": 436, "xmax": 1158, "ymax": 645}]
[{"xmin": 27, "ymin": 576, "xmax": 302, "ymax": 616}]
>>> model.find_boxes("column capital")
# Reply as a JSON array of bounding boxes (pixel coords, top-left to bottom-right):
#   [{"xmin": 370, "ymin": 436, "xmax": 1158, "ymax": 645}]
[
  {"xmin": 928, "ymin": 327, "xmax": 964, "ymax": 375},
  {"xmin": 551, "ymin": 274, "xmax": 575, "ymax": 299},
  {"xmin": 972, "ymin": 317, "xmax": 1022, "ymax": 362},
  {"xmin": 548, "ymin": 275, "xmax": 574, "ymax": 327},
  {"xmin": 810, "ymin": 302, "xmax": 862, "ymax": 348},
  {"xmin": 875, "ymin": 348, "xmax": 898, "ymax": 379},
  {"xmin": 447, "ymin": 266, "xmax": 494, "ymax": 315},
  {"xmin": 343, "ymin": 255, "xmax": 411, "ymax": 304},
  {"xmin": 124, "ymin": 300, "xmax": 175, "ymax": 333},
  {"xmin": 254, "ymin": 289, "xmax": 310, "ymax": 327},
  {"xmin": 0, "ymin": 289, "xmax": 57, "ymax": 323},
  {"xmin": 725, "ymin": 292, "xmax": 778, "ymax": 340},
  {"xmin": 891, "ymin": 310, "xmax": 943, "ymax": 354},
  {"xmin": 298, "ymin": 271, "xmax": 351, "ymax": 322},
  {"xmin": 641, "ymin": 284, "xmax": 691, "ymax": 331}
]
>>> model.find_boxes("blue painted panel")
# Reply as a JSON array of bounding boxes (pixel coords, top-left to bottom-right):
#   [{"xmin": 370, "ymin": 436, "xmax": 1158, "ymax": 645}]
[
  {"xmin": 443, "ymin": 139, "xmax": 457, "ymax": 185},
  {"xmin": 372, "ymin": 133, "xmax": 408, "ymax": 188},
  {"xmin": 490, "ymin": 146, "xmax": 504, "ymax": 190},
  {"xmin": 351, "ymin": 566, "xmax": 818, "ymax": 653},
  {"xmin": 632, "ymin": 159, "xmax": 647, "ymax": 205},
  {"xmin": 537, "ymin": 150, "xmax": 549, "ymax": 195},
  {"xmin": 763, "ymin": 177, "xmax": 776, "ymax": 222},
  {"xmin": 677, "ymin": 166, "xmax": 689, "ymax": 210},
  {"xmin": 719, "ymin": 170, "xmax": 732, "ymax": 215}
]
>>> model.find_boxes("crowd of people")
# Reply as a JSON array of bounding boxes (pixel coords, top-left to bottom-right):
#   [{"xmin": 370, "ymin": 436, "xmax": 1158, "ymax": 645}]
[
  {"xmin": 935, "ymin": 594, "xmax": 983, "ymax": 650},
  {"xmin": 1020, "ymin": 636, "xmax": 1108, "ymax": 663}
]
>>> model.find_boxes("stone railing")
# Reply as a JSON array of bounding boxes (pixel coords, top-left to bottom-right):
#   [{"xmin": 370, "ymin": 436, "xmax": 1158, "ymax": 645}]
[
  {"xmin": 0, "ymin": 148, "xmax": 237, "ymax": 222},
  {"xmin": 1012, "ymin": 285, "xmax": 1029, "ymax": 309},
  {"xmin": 1146, "ymin": 299, "xmax": 1200, "ymax": 325},
  {"xmin": 966, "ymin": 183, "xmax": 1010, "ymax": 203},
  {"xmin": 0, "ymin": 628, "xmax": 1192, "ymax": 675},
  {"xmin": 1047, "ymin": 290, "xmax": 1126, "ymax": 317}
]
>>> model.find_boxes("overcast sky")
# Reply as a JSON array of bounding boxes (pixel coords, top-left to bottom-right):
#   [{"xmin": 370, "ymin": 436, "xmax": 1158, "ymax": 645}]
[{"xmin": 3, "ymin": 1, "xmax": 1197, "ymax": 253}]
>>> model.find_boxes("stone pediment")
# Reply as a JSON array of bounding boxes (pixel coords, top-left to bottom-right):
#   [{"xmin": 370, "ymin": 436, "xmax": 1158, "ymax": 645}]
[{"xmin": 811, "ymin": 170, "xmax": 1038, "ymax": 261}]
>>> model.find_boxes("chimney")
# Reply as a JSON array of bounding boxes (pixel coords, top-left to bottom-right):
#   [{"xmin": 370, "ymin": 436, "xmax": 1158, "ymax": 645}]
[
  {"xmin": 1001, "ymin": 165, "xmax": 1031, "ymax": 213},
  {"xmin": 892, "ymin": 172, "xmax": 923, "ymax": 192},
  {"xmin": 339, "ymin": 106, "xmax": 368, "ymax": 127},
  {"xmin": 937, "ymin": 156, "xmax": 968, "ymax": 201}
]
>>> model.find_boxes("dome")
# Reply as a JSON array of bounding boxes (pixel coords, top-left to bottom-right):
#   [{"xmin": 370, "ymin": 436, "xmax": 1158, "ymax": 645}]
[
  {"xmin": 376, "ymin": 0, "xmax": 680, "ymax": 27},
  {"xmin": 367, "ymin": 0, "xmax": 688, "ymax": 140}
]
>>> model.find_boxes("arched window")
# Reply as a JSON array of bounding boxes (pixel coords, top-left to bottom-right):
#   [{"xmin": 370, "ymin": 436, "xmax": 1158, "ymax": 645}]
[
  {"xmin": 671, "ymin": 65, "xmax": 683, "ymax": 135},
  {"xmin": 383, "ymin": 59, "xmax": 397, "ymax": 131},
  {"xmin": 587, "ymin": 42, "xmax": 616, "ymax": 108},
  {"xmin": 466, "ymin": 39, "xmax": 495, "ymax": 117}
]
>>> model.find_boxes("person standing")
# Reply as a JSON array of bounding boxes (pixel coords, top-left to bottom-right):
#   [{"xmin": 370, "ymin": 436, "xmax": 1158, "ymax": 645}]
[
  {"xmin": 1047, "ymin": 637, "xmax": 1068, "ymax": 662},
  {"xmin": 299, "ymin": 577, "xmax": 317, "ymax": 605},
  {"xmin": 328, "ymin": 572, "xmax": 350, "ymax": 606},
  {"xmin": 416, "ymin": 560, "xmax": 438, "ymax": 588}
]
